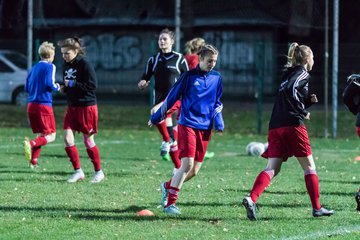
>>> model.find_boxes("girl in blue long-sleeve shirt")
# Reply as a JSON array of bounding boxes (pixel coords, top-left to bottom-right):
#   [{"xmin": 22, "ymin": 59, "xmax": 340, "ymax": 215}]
[
  {"xmin": 150, "ymin": 44, "xmax": 224, "ymax": 215},
  {"xmin": 23, "ymin": 41, "xmax": 61, "ymax": 168}
]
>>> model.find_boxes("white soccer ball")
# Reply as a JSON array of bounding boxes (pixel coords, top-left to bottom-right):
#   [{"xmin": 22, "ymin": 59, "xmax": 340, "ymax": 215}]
[
  {"xmin": 246, "ymin": 142, "xmax": 257, "ymax": 155},
  {"xmin": 263, "ymin": 142, "xmax": 268, "ymax": 151},
  {"xmin": 249, "ymin": 142, "xmax": 265, "ymax": 156}
]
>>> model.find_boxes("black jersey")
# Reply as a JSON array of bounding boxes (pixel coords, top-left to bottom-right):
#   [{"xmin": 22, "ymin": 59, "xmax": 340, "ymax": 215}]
[
  {"xmin": 343, "ymin": 74, "xmax": 360, "ymax": 116},
  {"xmin": 141, "ymin": 51, "xmax": 188, "ymax": 105},
  {"xmin": 62, "ymin": 55, "xmax": 97, "ymax": 107},
  {"xmin": 269, "ymin": 66, "xmax": 314, "ymax": 129}
]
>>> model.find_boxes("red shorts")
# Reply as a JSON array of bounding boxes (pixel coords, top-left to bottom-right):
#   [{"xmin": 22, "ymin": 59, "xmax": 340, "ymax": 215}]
[
  {"xmin": 63, "ymin": 105, "xmax": 98, "ymax": 135},
  {"xmin": 166, "ymin": 100, "xmax": 181, "ymax": 119},
  {"xmin": 27, "ymin": 103, "xmax": 56, "ymax": 134},
  {"xmin": 178, "ymin": 124, "xmax": 212, "ymax": 162},
  {"xmin": 262, "ymin": 125, "xmax": 312, "ymax": 161}
]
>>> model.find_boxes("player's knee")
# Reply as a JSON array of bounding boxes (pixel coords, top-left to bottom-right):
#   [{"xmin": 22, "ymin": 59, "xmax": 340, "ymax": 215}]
[
  {"xmin": 64, "ymin": 136, "xmax": 74, "ymax": 147},
  {"xmin": 264, "ymin": 168, "xmax": 276, "ymax": 178},
  {"xmin": 83, "ymin": 136, "xmax": 95, "ymax": 149},
  {"xmin": 192, "ymin": 168, "xmax": 200, "ymax": 176},
  {"xmin": 45, "ymin": 133, "xmax": 56, "ymax": 143},
  {"xmin": 182, "ymin": 162, "xmax": 194, "ymax": 173}
]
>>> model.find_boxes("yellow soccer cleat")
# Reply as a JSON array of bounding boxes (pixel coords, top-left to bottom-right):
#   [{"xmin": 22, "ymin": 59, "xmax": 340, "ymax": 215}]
[{"xmin": 23, "ymin": 137, "xmax": 32, "ymax": 161}]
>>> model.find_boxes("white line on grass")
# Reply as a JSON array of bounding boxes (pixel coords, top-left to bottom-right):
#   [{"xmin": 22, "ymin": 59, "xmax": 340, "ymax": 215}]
[
  {"xmin": 2, "ymin": 141, "xmax": 360, "ymax": 154},
  {"xmin": 315, "ymin": 148, "xmax": 360, "ymax": 153},
  {"xmin": 281, "ymin": 225, "xmax": 360, "ymax": 240},
  {"xmin": 0, "ymin": 140, "xmax": 147, "ymax": 149}
]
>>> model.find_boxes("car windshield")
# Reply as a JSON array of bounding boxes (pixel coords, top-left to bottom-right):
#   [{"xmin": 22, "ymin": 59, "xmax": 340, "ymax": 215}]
[{"xmin": 3, "ymin": 52, "xmax": 27, "ymax": 69}]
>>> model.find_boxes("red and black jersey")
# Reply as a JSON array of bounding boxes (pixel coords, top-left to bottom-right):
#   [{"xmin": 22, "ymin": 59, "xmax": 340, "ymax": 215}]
[
  {"xmin": 141, "ymin": 51, "xmax": 188, "ymax": 105},
  {"xmin": 269, "ymin": 66, "xmax": 314, "ymax": 129},
  {"xmin": 62, "ymin": 55, "xmax": 97, "ymax": 107}
]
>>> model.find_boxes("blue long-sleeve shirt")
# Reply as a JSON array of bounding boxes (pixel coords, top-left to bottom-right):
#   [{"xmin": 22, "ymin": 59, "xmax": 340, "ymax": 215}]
[
  {"xmin": 151, "ymin": 66, "xmax": 224, "ymax": 131},
  {"xmin": 25, "ymin": 61, "xmax": 60, "ymax": 106}
]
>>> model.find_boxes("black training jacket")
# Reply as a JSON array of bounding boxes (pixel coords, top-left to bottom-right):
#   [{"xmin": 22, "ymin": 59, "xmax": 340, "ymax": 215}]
[
  {"xmin": 141, "ymin": 51, "xmax": 188, "ymax": 105},
  {"xmin": 269, "ymin": 66, "xmax": 314, "ymax": 129},
  {"xmin": 62, "ymin": 55, "xmax": 97, "ymax": 107}
]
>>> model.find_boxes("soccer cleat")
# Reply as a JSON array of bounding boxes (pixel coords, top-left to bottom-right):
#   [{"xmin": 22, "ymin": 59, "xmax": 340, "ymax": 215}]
[
  {"xmin": 67, "ymin": 169, "xmax": 85, "ymax": 183},
  {"xmin": 29, "ymin": 159, "xmax": 38, "ymax": 169},
  {"xmin": 312, "ymin": 206, "xmax": 335, "ymax": 217},
  {"xmin": 355, "ymin": 192, "xmax": 360, "ymax": 211},
  {"xmin": 160, "ymin": 141, "xmax": 170, "ymax": 156},
  {"xmin": 90, "ymin": 170, "xmax": 105, "ymax": 183},
  {"xmin": 162, "ymin": 153, "xmax": 170, "ymax": 161},
  {"xmin": 163, "ymin": 204, "xmax": 181, "ymax": 215},
  {"xmin": 204, "ymin": 151, "xmax": 215, "ymax": 160},
  {"xmin": 242, "ymin": 197, "xmax": 257, "ymax": 221},
  {"xmin": 23, "ymin": 137, "xmax": 31, "ymax": 161},
  {"xmin": 29, "ymin": 163, "xmax": 38, "ymax": 169},
  {"xmin": 160, "ymin": 182, "xmax": 169, "ymax": 207}
]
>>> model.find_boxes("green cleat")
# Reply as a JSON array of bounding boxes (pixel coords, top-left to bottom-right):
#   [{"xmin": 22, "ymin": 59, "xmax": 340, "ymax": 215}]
[
  {"xmin": 204, "ymin": 151, "xmax": 215, "ymax": 160},
  {"xmin": 23, "ymin": 137, "xmax": 31, "ymax": 161},
  {"xmin": 162, "ymin": 153, "xmax": 170, "ymax": 161}
]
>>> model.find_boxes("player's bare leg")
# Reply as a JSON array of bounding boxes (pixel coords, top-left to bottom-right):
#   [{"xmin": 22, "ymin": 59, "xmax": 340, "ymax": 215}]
[
  {"xmin": 163, "ymin": 157, "xmax": 194, "ymax": 215},
  {"xmin": 184, "ymin": 161, "xmax": 202, "ymax": 182}
]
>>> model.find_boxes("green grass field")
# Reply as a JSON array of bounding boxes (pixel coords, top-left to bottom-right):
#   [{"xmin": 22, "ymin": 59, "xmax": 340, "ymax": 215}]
[{"xmin": 0, "ymin": 103, "xmax": 359, "ymax": 239}]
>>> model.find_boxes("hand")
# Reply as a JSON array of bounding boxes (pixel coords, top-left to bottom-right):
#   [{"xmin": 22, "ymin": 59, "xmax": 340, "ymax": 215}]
[
  {"xmin": 310, "ymin": 94, "xmax": 318, "ymax": 103},
  {"xmin": 215, "ymin": 130, "xmax": 223, "ymax": 135},
  {"xmin": 305, "ymin": 112, "xmax": 311, "ymax": 120},
  {"xmin": 59, "ymin": 85, "xmax": 65, "ymax": 93},
  {"xmin": 138, "ymin": 80, "xmax": 149, "ymax": 90},
  {"xmin": 64, "ymin": 79, "xmax": 69, "ymax": 87},
  {"xmin": 148, "ymin": 120, "xmax": 153, "ymax": 127}
]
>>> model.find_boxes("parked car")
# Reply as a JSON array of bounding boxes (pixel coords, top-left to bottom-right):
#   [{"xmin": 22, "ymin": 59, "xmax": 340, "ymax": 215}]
[{"xmin": 0, "ymin": 50, "xmax": 28, "ymax": 105}]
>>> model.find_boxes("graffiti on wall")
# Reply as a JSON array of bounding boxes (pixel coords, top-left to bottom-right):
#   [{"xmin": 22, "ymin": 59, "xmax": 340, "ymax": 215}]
[
  {"xmin": 61, "ymin": 31, "xmax": 275, "ymax": 96},
  {"xmin": 81, "ymin": 33, "xmax": 143, "ymax": 70}
]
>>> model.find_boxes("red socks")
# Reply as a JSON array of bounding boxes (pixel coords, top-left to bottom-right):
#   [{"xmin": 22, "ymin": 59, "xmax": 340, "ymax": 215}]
[
  {"xmin": 173, "ymin": 126, "xmax": 178, "ymax": 141},
  {"xmin": 156, "ymin": 121, "xmax": 170, "ymax": 142},
  {"xmin": 356, "ymin": 127, "xmax": 360, "ymax": 138},
  {"xmin": 86, "ymin": 146, "xmax": 101, "ymax": 171},
  {"xmin": 170, "ymin": 151, "xmax": 181, "ymax": 169},
  {"xmin": 304, "ymin": 173, "xmax": 321, "ymax": 210},
  {"xmin": 30, "ymin": 136, "xmax": 47, "ymax": 147},
  {"xmin": 65, "ymin": 146, "xmax": 81, "ymax": 170},
  {"xmin": 165, "ymin": 179, "xmax": 172, "ymax": 189},
  {"xmin": 170, "ymin": 141, "xmax": 181, "ymax": 169},
  {"xmin": 166, "ymin": 186, "xmax": 179, "ymax": 207},
  {"xmin": 65, "ymin": 145, "xmax": 102, "ymax": 171},
  {"xmin": 249, "ymin": 169, "xmax": 321, "ymax": 210},
  {"xmin": 29, "ymin": 136, "xmax": 48, "ymax": 164},
  {"xmin": 31, "ymin": 146, "xmax": 41, "ymax": 165},
  {"xmin": 250, "ymin": 171, "xmax": 272, "ymax": 203}
]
